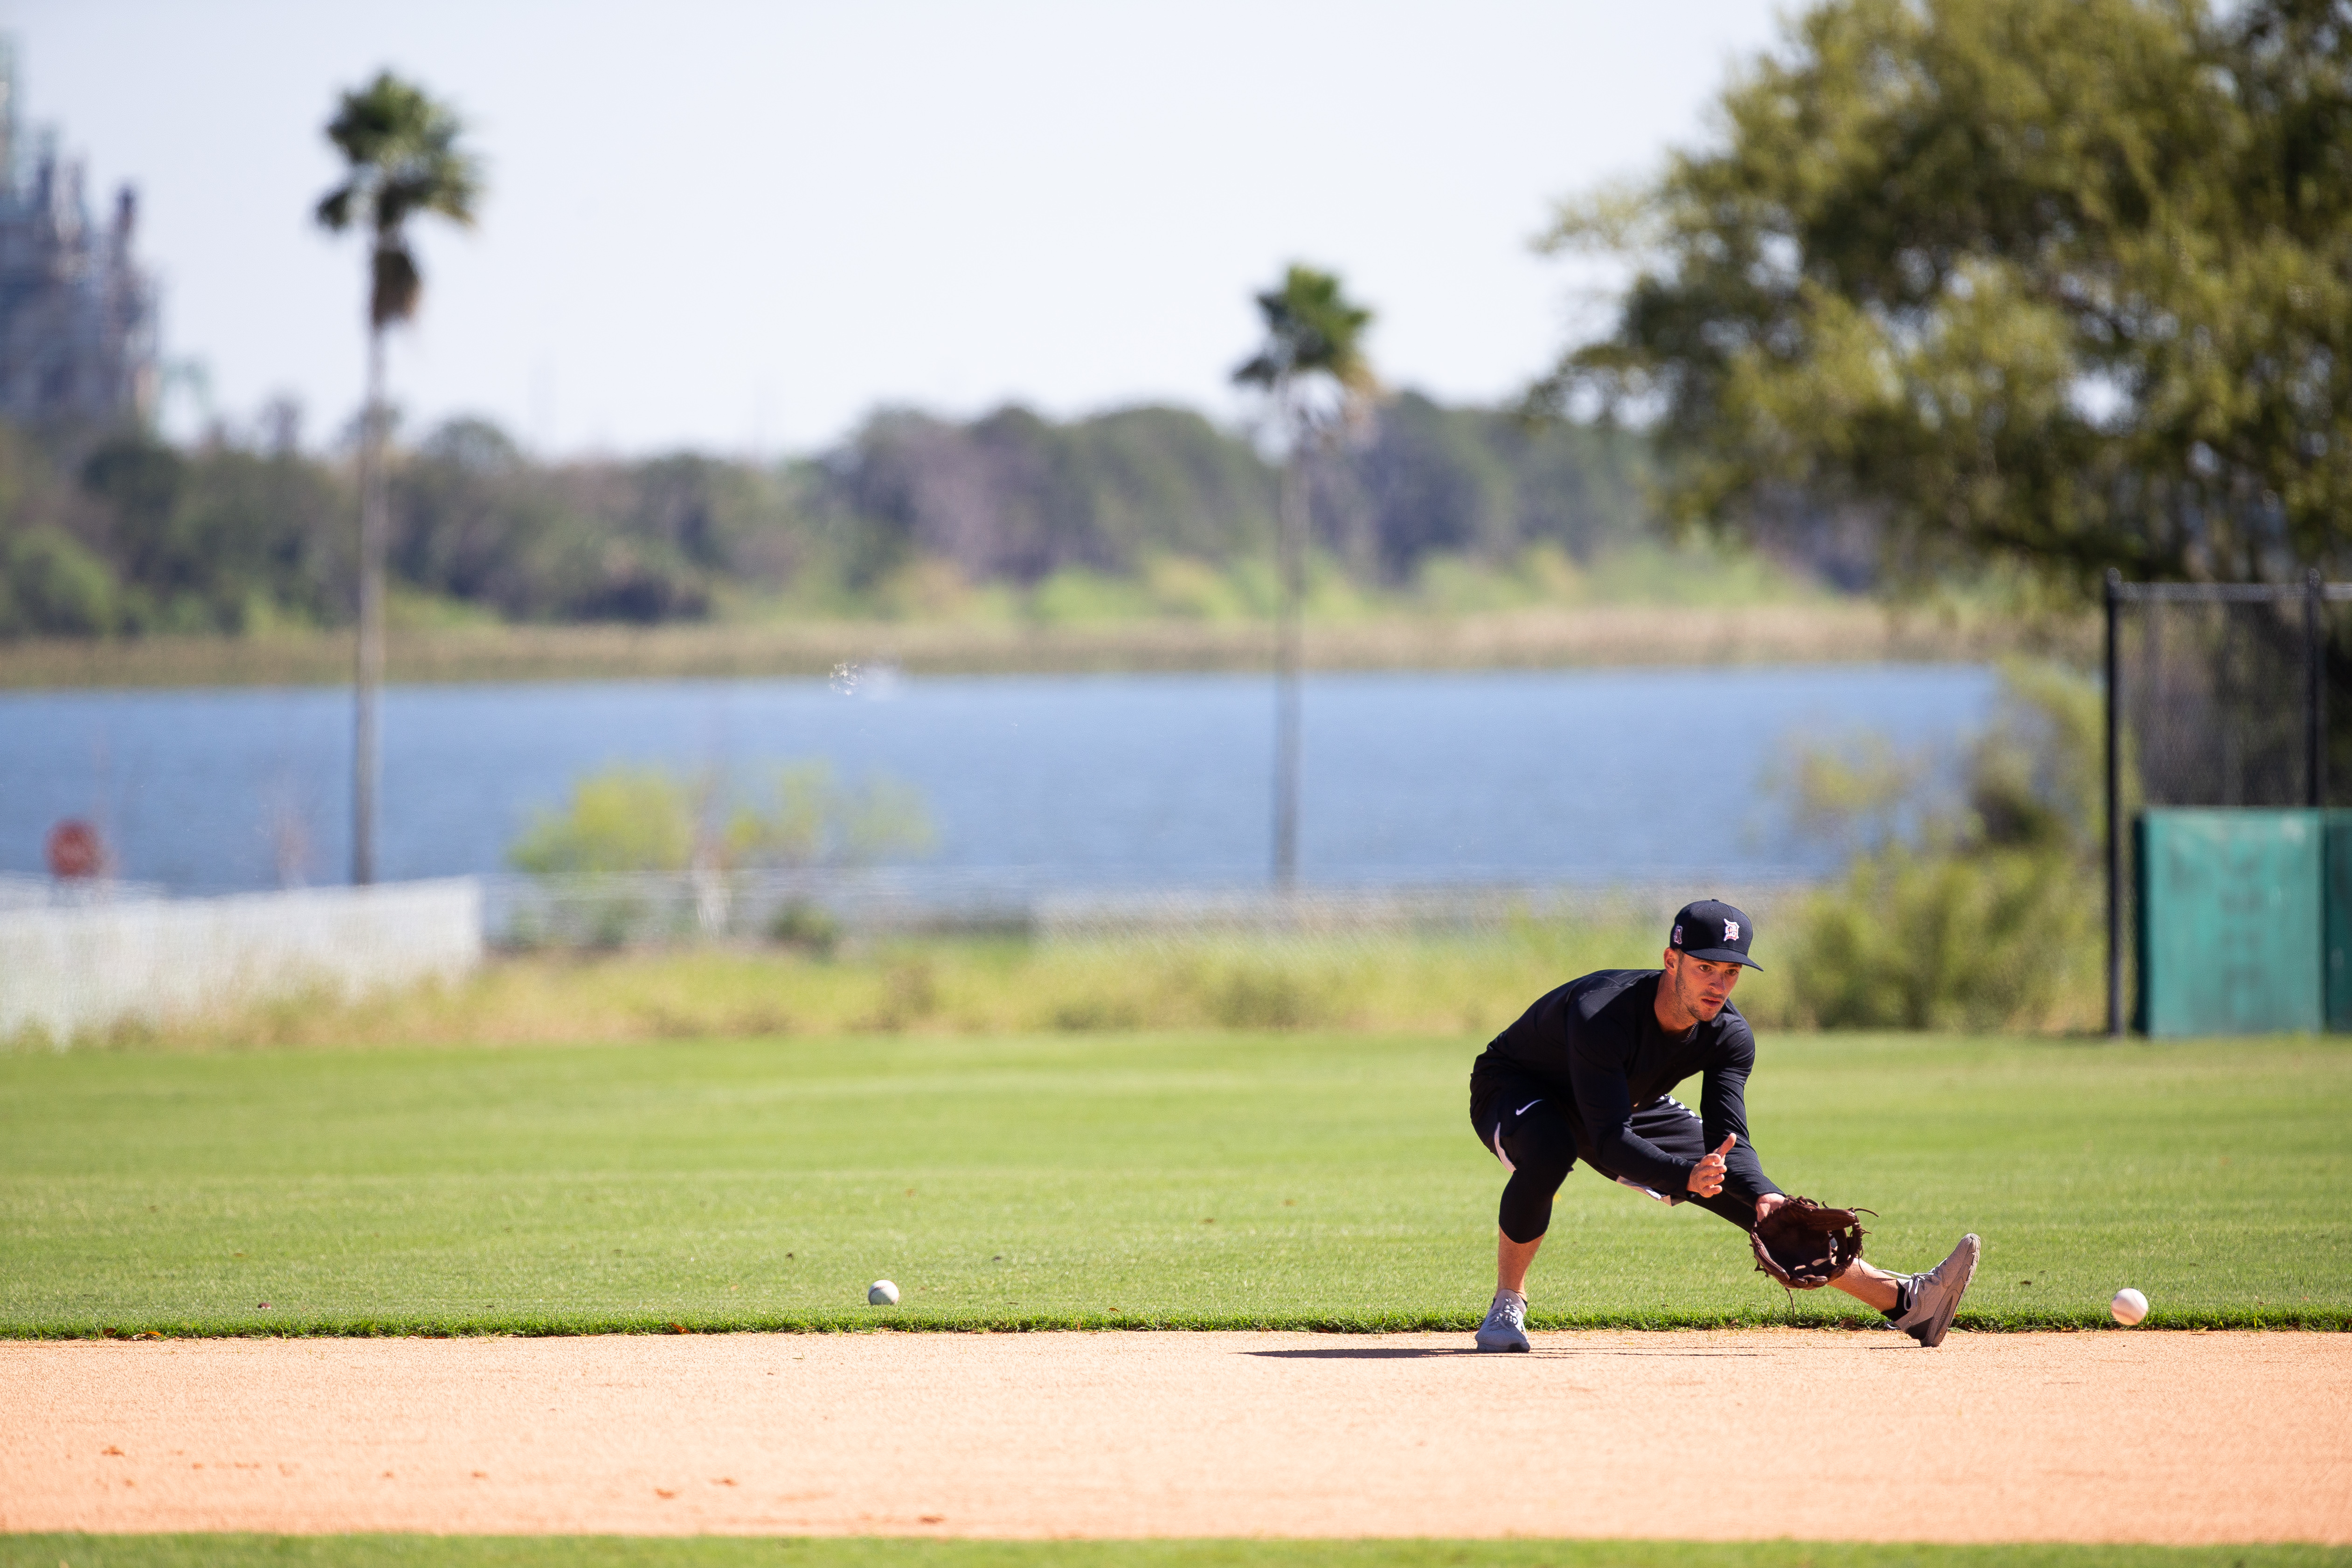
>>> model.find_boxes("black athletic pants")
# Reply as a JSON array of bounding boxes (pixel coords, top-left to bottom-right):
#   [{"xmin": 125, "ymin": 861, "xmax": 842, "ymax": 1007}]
[{"xmin": 1470, "ymin": 1070, "xmax": 1761, "ymax": 1244}]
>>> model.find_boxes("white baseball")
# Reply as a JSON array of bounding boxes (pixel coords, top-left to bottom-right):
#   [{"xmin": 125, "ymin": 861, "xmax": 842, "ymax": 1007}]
[
  {"xmin": 2109, "ymin": 1287, "xmax": 2148, "ymax": 1326},
  {"xmin": 867, "ymin": 1279, "xmax": 899, "ymax": 1306}
]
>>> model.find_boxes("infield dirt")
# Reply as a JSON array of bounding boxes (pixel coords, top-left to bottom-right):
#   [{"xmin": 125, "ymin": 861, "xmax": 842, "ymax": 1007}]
[{"xmin": 4, "ymin": 1329, "xmax": 2345, "ymax": 1544}]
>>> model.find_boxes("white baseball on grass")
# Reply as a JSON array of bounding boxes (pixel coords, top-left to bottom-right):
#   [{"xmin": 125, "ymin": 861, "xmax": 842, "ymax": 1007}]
[
  {"xmin": 867, "ymin": 1279, "xmax": 899, "ymax": 1306},
  {"xmin": 2110, "ymin": 1286, "xmax": 2148, "ymax": 1326}
]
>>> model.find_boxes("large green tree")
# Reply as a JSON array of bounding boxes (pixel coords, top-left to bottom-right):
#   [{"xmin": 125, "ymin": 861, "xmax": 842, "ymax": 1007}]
[
  {"xmin": 1234, "ymin": 264, "xmax": 1375, "ymax": 887},
  {"xmin": 1538, "ymin": 0, "xmax": 2352, "ymax": 593},
  {"xmin": 316, "ymin": 71, "xmax": 481, "ymax": 884}
]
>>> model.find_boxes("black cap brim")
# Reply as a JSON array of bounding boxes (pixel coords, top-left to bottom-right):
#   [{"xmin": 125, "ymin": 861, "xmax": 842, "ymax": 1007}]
[{"xmin": 1679, "ymin": 947, "xmax": 1764, "ymax": 971}]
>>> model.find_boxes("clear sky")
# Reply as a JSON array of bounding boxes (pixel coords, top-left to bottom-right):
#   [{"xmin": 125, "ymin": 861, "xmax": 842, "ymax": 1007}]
[{"xmin": 3, "ymin": 0, "xmax": 1781, "ymax": 457}]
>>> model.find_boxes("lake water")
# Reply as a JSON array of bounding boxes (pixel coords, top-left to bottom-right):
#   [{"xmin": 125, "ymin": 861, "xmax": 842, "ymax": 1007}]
[{"xmin": 0, "ymin": 665, "xmax": 1996, "ymax": 894}]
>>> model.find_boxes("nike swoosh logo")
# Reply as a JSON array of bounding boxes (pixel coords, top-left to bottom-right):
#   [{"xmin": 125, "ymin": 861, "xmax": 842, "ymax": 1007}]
[{"xmin": 1514, "ymin": 1099, "xmax": 1542, "ymax": 1117}]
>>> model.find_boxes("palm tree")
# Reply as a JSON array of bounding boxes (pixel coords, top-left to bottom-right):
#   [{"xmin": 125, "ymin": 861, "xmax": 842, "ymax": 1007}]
[
  {"xmin": 315, "ymin": 73, "xmax": 481, "ymax": 885},
  {"xmin": 1233, "ymin": 264, "xmax": 1374, "ymax": 889}
]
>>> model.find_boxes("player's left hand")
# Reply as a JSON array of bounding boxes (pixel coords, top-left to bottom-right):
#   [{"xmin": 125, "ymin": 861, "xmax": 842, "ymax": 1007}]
[
  {"xmin": 1687, "ymin": 1134, "xmax": 1736, "ymax": 1197},
  {"xmin": 1755, "ymin": 1192, "xmax": 1789, "ymax": 1223}
]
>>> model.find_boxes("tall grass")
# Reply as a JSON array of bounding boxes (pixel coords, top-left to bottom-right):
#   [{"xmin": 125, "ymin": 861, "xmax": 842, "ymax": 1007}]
[
  {"xmin": 39, "ymin": 887, "xmax": 2128, "ymax": 1056},
  {"xmin": 0, "ymin": 601, "xmax": 2082, "ymax": 690},
  {"xmin": 62, "ymin": 918, "xmax": 1819, "ymax": 1052}
]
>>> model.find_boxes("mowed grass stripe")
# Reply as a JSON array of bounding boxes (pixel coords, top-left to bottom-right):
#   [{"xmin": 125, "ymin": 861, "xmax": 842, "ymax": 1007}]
[
  {"xmin": 2, "ymin": 1537, "xmax": 2347, "ymax": 1568},
  {"xmin": 1, "ymin": 1032, "xmax": 2346, "ymax": 1337}
]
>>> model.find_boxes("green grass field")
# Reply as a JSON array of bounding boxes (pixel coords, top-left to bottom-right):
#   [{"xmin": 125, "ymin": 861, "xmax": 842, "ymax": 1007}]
[
  {"xmin": 3, "ymin": 1539, "xmax": 2346, "ymax": 1568},
  {"xmin": 2, "ymin": 1030, "xmax": 2345, "ymax": 1337}
]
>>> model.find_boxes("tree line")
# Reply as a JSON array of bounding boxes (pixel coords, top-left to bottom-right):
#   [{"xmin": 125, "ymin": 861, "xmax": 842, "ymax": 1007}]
[
  {"xmin": 0, "ymin": 394, "xmax": 1655, "ymax": 637},
  {"xmin": 30, "ymin": 0, "xmax": 2336, "ymax": 642}
]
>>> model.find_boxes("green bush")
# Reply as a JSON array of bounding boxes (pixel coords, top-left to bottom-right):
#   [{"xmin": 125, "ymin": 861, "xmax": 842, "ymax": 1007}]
[
  {"xmin": 1794, "ymin": 845, "xmax": 2093, "ymax": 1029},
  {"xmin": 722, "ymin": 761, "xmax": 934, "ymax": 868},
  {"xmin": 0, "ymin": 525, "xmax": 121, "ymax": 635},
  {"xmin": 508, "ymin": 767, "xmax": 698, "ymax": 873},
  {"xmin": 765, "ymin": 899, "xmax": 842, "ymax": 954},
  {"xmin": 508, "ymin": 761, "xmax": 933, "ymax": 877},
  {"xmin": 1786, "ymin": 660, "xmax": 2107, "ymax": 1031}
]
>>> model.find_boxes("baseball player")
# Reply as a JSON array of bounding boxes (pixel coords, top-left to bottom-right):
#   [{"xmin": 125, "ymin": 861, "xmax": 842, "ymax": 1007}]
[{"xmin": 1468, "ymin": 898, "xmax": 1979, "ymax": 1352}]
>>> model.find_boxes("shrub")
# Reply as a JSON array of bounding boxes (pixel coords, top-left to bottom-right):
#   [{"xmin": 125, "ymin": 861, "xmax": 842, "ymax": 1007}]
[
  {"xmin": 0, "ymin": 526, "xmax": 121, "ymax": 635},
  {"xmin": 723, "ymin": 762, "xmax": 934, "ymax": 868},
  {"xmin": 766, "ymin": 900, "xmax": 841, "ymax": 955},
  {"xmin": 508, "ymin": 767, "xmax": 697, "ymax": 874},
  {"xmin": 1785, "ymin": 659, "xmax": 2106, "ymax": 1031},
  {"xmin": 1794, "ymin": 845, "xmax": 2093, "ymax": 1029},
  {"xmin": 508, "ymin": 761, "xmax": 933, "ymax": 876}
]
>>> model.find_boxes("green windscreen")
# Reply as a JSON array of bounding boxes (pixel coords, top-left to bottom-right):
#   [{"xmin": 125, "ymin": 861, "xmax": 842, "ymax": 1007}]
[
  {"xmin": 2326, "ymin": 812, "xmax": 2352, "ymax": 1030},
  {"xmin": 2136, "ymin": 808, "xmax": 2324, "ymax": 1036}
]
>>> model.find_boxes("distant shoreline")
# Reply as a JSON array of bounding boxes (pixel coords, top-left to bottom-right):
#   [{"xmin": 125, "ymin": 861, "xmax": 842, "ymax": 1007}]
[{"xmin": 0, "ymin": 602, "xmax": 2088, "ymax": 690}]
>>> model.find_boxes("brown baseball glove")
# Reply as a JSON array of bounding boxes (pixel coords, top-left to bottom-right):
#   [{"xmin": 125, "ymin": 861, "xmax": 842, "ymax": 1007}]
[{"xmin": 1750, "ymin": 1197, "xmax": 1870, "ymax": 1289}]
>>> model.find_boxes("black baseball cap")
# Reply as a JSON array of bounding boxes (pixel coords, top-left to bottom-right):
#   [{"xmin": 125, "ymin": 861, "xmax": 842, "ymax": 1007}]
[{"xmin": 1669, "ymin": 899, "xmax": 1761, "ymax": 970}]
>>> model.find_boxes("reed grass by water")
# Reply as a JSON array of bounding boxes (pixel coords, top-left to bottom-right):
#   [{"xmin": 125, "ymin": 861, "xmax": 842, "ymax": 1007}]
[
  {"xmin": 0, "ymin": 602, "xmax": 2084, "ymax": 690},
  {"xmin": 53, "ymin": 910, "xmax": 2106, "ymax": 1056}
]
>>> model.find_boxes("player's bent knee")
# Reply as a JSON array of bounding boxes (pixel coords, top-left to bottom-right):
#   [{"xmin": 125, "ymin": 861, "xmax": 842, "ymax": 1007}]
[{"xmin": 1498, "ymin": 1164, "xmax": 1568, "ymax": 1244}]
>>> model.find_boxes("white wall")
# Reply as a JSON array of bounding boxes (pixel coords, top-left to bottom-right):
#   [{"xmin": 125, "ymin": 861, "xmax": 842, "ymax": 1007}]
[{"xmin": 0, "ymin": 879, "xmax": 482, "ymax": 1044}]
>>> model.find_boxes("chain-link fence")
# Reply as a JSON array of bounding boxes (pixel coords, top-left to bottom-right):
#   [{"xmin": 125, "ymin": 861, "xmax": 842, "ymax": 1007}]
[
  {"xmin": 481, "ymin": 869, "xmax": 1822, "ymax": 952},
  {"xmin": 2103, "ymin": 571, "xmax": 2352, "ymax": 1031}
]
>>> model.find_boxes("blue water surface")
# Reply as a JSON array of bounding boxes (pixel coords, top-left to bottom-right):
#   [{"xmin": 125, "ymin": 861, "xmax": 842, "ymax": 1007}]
[{"xmin": 0, "ymin": 665, "xmax": 1996, "ymax": 892}]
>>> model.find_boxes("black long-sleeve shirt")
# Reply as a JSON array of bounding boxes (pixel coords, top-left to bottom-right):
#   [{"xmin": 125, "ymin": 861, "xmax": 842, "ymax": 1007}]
[{"xmin": 1473, "ymin": 968, "xmax": 1781, "ymax": 1202}]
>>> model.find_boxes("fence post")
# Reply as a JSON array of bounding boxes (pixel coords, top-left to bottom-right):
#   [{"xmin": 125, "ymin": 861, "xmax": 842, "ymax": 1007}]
[
  {"xmin": 2106, "ymin": 567, "xmax": 2124, "ymax": 1038},
  {"xmin": 2309, "ymin": 567, "xmax": 2326, "ymax": 809}
]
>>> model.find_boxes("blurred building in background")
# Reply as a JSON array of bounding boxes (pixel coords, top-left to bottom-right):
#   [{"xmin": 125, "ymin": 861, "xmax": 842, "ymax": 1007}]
[{"xmin": 0, "ymin": 41, "xmax": 157, "ymax": 428}]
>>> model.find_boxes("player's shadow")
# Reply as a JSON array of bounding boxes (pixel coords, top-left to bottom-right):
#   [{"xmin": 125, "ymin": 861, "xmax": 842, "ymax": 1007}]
[
  {"xmin": 1245, "ymin": 1346, "xmax": 1778, "ymax": 1360},
  {"xmin": 1245, "ymin": 1347, "xmax": 1486, "ymax": 1359}
]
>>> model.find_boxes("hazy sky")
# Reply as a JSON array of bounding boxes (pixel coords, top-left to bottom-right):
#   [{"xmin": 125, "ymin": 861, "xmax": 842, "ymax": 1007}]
[{"xmin": 2, "ymin": 1, "xmax": 1781, "ymax": 456}]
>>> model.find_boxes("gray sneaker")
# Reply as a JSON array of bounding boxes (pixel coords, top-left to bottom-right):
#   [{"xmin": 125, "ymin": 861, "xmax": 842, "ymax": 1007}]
[
  {"xmin": 1892, "ymin": 1233, "xmax": 1980, "ymax": 1347},
  {"xmin": 1475, "ymin": 1289, "xmax": 1530, "ymax": 1353}
]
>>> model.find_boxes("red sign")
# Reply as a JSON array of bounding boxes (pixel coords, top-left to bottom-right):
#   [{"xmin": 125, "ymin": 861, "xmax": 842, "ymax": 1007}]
[{"xmin": 45, "ymin": 819, "xmax": 104, "ymax": 879}]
